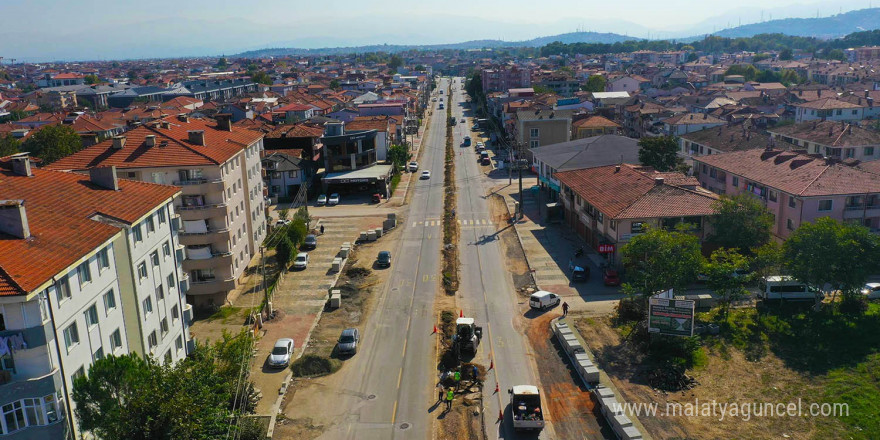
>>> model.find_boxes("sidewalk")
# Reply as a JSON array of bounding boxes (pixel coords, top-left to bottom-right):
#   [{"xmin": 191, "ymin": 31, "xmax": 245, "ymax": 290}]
[
  {"xmin": 492, "ymin": 178, "xmax": 624, "ymax": 316},
  {"xmin": 389, "ymin": 108, "xmax": 431, "ymax": 206}
]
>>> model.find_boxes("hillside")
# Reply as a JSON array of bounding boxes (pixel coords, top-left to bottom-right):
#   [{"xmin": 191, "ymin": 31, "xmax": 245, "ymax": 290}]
[
  {"xmin": 709, "ymin": 7, "xmax": 880, "ymax": 40},
  {"xmin": 234, "ymin": 31, "xmax": 633, "ymax": 58}
]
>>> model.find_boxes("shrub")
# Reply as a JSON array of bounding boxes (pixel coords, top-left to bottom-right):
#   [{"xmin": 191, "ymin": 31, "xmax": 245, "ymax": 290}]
[{"xmin": 290, "ymin": 354, "xmax": 339, "ymax": 377}]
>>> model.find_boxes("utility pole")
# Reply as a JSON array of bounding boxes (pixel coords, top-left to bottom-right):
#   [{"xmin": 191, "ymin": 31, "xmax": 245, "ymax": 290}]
[
  {"xmin": 517, "ymin": 140, "xmax": 524, "ymax": 220},
  {"xmin": 261, "ymin": 246, "xmax": 270, "ymax": 314}
]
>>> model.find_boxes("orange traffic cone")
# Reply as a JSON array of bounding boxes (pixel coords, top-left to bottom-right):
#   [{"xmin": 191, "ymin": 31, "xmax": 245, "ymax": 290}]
[
  {"xmin": 460, "ymin": 310, "xmax": 464, "ymax": 318},
  {"xmin": 497, "ymin": 410, "xmax": 504, "ymax": 422},
  {"xmin": 494, "ymin": 383, "xmax": 500, "ymax": 393},
  {"xmin": 433, "ymin": 325, "xmax": 438, "ymax": 334},
  {"xmin": 489, "ymin": 359, "xmax": 494, "ymax": 370}
]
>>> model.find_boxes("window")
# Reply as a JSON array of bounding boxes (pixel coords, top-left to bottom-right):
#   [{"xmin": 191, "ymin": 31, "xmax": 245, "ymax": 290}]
[
  {"xmin": 137, "ymin": 262, "xmax": 148, "ymax": 280},
  {"xmin": 732, "ymin": 176, "xmax": 739, "ymax": 187},
  {"xmin": 789, "ymin": 196, "xmax": 796, "ymax": 208},
  {"xmin": 160, "ymin": 318, "xmax": 169, "ymax": 336},
  {"xmin": 148, "ymin": 331, "xmax": 158, "ymax": 349},
  {"xmin": 93, "ymin": 347, "xmax": 104, "ymax": 361},
  {"xmin": 77, "ymin": 261, "xmax": 91, "ymax": 286},
  {"xmin": 162, "ymin": 241, "xmax": 171, "ymax": 258},
  {"xmin": 1, "ymin": 353, "xmax": 14, "ymax": 372},
  {"xmin": 787, "ymin": 219, "xmax": 794, "ymax": 230},
  {"xmin": 56, "ymin": 276, "xmax": 71, "ymax": 302},
  {"xmin": 84, "ymin": 304, "xmax": 99, "ymax": 327},
  {"xmin": 156, "ymin": 284, "xmax": 164, "ymax": 301},
  {"xmin": 853, "ymin": 110, "xmax": 859, "ymax": 115},
  {"xmin": 143, "ymin": 297, "xmax": 153, "ymax": 316},
  {"xmin": 110, "ymin": 329, "xmax": 123, "ymax": 351},
  {"xmin": 846, "ymin": 148, "xmax": 855, "ymax": 159},
  {"xmin": 768, "ymin": 190, "xmax": 777, "ymax": 202},
  {"xmin": 164, "ymin": 350, "xmax": 172, "ymax": 364},
  {"xmin": 151, "ymin": 250, "xmax": 160, "ymax": 267},
  {"xmin": 631, "ymin": 222, "xmax": 645, "ymax": 233},
  {"xmin": 146, "ymin": 216, "xmax": 155, "ymax": 234},
  {"xmin": 63, "ymin": 323, "xmax": 79, "ymax": 350},
  {"xmin": 818, "ymin": 199, "xmax": 833, "ymax": 211},
  {"xmin": 172, "ymin": 304, "xmax": 180, "ymax": 321},
  {"xmin": 529, "ymin": 128, "xmax": 539, "ymax": 138},
  {"xmin": 530, "ymin": 140, "xmax": 539, "ymax": 149},
  {"xmin": 709, "ymin": 168, "xmax": 717, "ymax": 178},
  {"xmin": 133, "ymin": 224, "xmax": 143, "ymax": 243},
  {"xmin": 2, "ymin": 400, "xmax": 25, "ymax": 434},
  {"xmin": 103, "ymin": 289, "xmax": 117, "ymax": 314},
  {"xmin": 866, "ymin": 147, "xmax": 875, "ymax": 156},
  {"xmin": 98, "ymin": 248, "xmax": 110, "ymax": 271},
  {"xmin": 72, "ymin": 366, "xmax": 85, "ymax": 382},
  {"xmin": 167, "ymin": 273, "xmax": 176, "ymax": 291},
  {"xmin": 176, "ymin": 335, "xmax": 184, "ymax": 352},
  {"xmin": 288, "ymin": 170, "xmax": 298, "ymax": 178}
]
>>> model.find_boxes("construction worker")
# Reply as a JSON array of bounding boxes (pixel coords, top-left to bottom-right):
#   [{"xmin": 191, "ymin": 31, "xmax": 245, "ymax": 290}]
[
  {"xmin": 454, "ymin": 369, "xmax": 461, "ymax": 390},
  {"xmin": 438, "ymin": 385, "xmax": 444, "ymax": 403},
  {"xmin": 446, "ymin": 388, "xmax": 454, "ymax": 410},
  {"xmin": 472, "ymin": 365, "xmax": 479, "ymax": 384}
]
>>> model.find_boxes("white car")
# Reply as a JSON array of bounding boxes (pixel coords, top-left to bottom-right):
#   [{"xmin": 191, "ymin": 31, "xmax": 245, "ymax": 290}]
[
  {"xmin": 421, "ymin": 170, "xmax": 431, "ymax": 179},
  {"xmin": 317, "ymin": 194, "xmax": 327, "ymax": 206},
  {"xmin": 328, "ymin": 193, "xmax": 340, "ymax": 206},
  {"xmin": 268, "ymin": 338, "xmax": 294, "ymax": 368},
  {"xmin": 862, "ymin": 283, "xmax": 880, "ymax": 298},
  {"xmin": 293, "ymin": 252, "xmax": 309, "ymax": 270},
  {"xmin": 408, "ymin": 161, "xmax": 419, "ymax": 172},
  {"xmin": 275, "ymin": 219, "xmax": 290, "ymax": 227}
]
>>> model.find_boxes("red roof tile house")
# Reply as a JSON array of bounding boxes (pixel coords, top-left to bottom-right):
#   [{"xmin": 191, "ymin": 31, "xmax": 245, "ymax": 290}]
[
  {"xmin": 694, "ymin": 149, "xmax": 880, "ymax": 239},
  {"xmin": 0, "ymin": 155, "xmax": 190, "ymax": 438},
  {"xmin": 555, "ymin": 164, "xmax": 719, "ymax": 265},
  {"xmin": 46, "ymin": 115, "xmax": 268, "ymax": 305}
]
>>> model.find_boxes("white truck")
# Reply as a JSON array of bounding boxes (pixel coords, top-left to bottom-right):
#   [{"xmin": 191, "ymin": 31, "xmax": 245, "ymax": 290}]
[{"xmin": 508, "ymin": 385, "xmax": 545, "ymax": 431}]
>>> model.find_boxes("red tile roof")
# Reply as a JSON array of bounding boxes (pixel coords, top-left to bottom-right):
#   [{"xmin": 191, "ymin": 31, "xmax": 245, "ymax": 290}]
[
  {"xmin": 795, "ymin": 98, "xmax": 861, "ymax": 110},
  {"xmin": 46, "ymin": 116, "xmax": 263, "ymax": 171},
  {"xmin": 555, "ymin": 164, "xmax": 718, "ymax": 220},
  {"xmin": 0, "ymin": 165, "xmax": 180, "ymax": 296},
  {"xmin": 573, "ymin": 115, "xmax": 620, "ymax": 129}
]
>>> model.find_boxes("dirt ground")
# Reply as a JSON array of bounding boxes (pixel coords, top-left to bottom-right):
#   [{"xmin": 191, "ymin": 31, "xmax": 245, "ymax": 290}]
[
  {"xmin": 575, "ymin": 316, "xmax": 842, "ymax": 440},
  {"xmin": 189, "ymin": 306, "xmax": 251, "ymax": 342},
  {"xmin": 487, "ymin": 194, "xmax": 535, "ymax": 293}
]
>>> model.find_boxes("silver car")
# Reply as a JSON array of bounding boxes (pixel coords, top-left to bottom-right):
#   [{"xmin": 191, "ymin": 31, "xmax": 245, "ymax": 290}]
[
  {"xmin": 268, "ymin": 338, "xmax": 294, "ymax": 368},
  {"xmin": 337, "ymin": 328, "xmax": 359, "ymax": 355}
]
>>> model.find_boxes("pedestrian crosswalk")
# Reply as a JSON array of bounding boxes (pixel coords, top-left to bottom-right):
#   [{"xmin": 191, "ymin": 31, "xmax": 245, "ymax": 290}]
[{"xmin": 410, "ymin": 218, "xmax": 494, "ymax": 228}]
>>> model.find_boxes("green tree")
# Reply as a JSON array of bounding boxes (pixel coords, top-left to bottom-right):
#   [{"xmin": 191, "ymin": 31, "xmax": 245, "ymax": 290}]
[
  {"xmin": 620, "ymin": 226, "xmax": 703, "ymax": 313},
  {"xmin": 703, "ymin": 248, "xmax": 751, "ymax": 316},
  {"xmin": 22, "ymin": 124, "xmax": 82, "ymax": 164},
  {"xmin": 783, "ymin": 217, "xmax": 880, "ymax": 307},
  {"xmin": 686, "ymin": 52, "xmax": 699, "ymax": 62},
  {"xmin": 286, "ymin": 219, "xmax": 308, "ymax": 247},
  {"xmin": 582, "ymin": 74, "xmax": 607, "ymax": 93},
  {"xmin": 127, "ymin": 70, "xmax": 138, "ymax": 80},
  {"xmin": 293, "ymin": 206, "xmax": 310, "ymax": 226},
  {"xmin": 276, "ymin": 236, "xmax": 294, "ymax": 268},
  {"xmin": 413, "ymin": 64, "xmax": 426, "ymax": 72},
  {"xmin": 216, "ymin": 57, "xmax": 229, "ymax": 68},
  {"xmin": 329, "ymin": 79, "xmax": 340, "ymax": 90},
  {"xmin": 0, "ymin": 134, "xmax": 20, "ymax": 157},
  {"xmin": 532, "ymin": 84, "xmax": 554, "ymax": 94},
  {"xmin": 388, "ymin": 144, "xmax": 411, "ymax": 170},
  {"xmin": 637, "ymin": 136, "xmax": 682, "ymax": 172},
  {"xmin": 388, "ymin": 55, "xmax": 403, "ymax": 70},
  {"xmin": 0, "ymin": 109, "xmax": 27, "ymax": 123},
  {"xmin": 709, "ymin": 194, "xmax": 774, "ymax": 253},
  {"xmin": 779, "ymin": 48, "xmax": 793, "ymax": 60},
  {"xmin": 83, "ymin": 74, "xmax": 100, "ymax": 85},
  {"xmin": 278, "ymin": 208, "xmax": 290, "ymax": 221},
  {"xmin": 250, "ymin": 71, "xmax": 272, "ymax": 85}
]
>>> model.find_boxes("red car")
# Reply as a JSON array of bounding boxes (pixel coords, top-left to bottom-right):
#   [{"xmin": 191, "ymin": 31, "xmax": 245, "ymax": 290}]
[{"xmin": 603, "ymin": 269, "xmax": 621, "ymax": 286}]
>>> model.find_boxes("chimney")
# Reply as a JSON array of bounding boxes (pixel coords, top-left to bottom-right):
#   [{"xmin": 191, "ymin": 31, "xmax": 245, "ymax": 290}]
[
  {"xmin": 89, "ymin": 166, "xmax": 119, "ymax": 191},
  {"xmin": 160, "ymin": 121, "xmax": 171, "ymax": 129},
  {"xmin": 818, "ymin": 89, "xmax": 822, "ymax": 98},
  {"xmin": 848, "ymin": 124, "xmax": 853, "ymax": 134},
  {"xmin": 11, "ymin": 156, "xmax": 32, "ymax": 177},
  {"xmin": 145, "ymin": 135, "xmax": 156, "ymax": 147},
  {"xmin": 215, "ymin": 113, "xmax": 233, "ymax": 131},
  {"xmin": 615, "ymin": 165, "xmax": 621, "ymax": 173},
  {"xmin": 866, "ymin": 90, "xmax": 870, "ymax": 98},
  {"xmin": 654, "ymin": 177, "xmax": 664, "ymax": 186},
  {"xmin": 177, "ymin": 114, "xmax": 189, "ymax": 123},
  {"xmin": 0, "ymin": 200, "xmax": 30, "ymax": 239},
  {"xmin": 112, "ymin": 135, "xmax": 126, "ymax": 149},
  {"xmin": 188, "ymin": 130, "xmax": 205, "ymax": 146}
]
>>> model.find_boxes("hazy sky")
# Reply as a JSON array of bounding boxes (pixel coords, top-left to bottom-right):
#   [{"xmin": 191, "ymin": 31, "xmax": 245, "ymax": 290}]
[{"xmin": 0, "ymin": 0, "xmax": 870, "ymax": 61}]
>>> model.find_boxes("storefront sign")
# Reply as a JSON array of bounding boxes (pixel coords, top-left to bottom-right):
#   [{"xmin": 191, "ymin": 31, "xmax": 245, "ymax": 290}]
[{"xmin": 598, "ymin": 244, "xmax": 615, "ymax": 254}]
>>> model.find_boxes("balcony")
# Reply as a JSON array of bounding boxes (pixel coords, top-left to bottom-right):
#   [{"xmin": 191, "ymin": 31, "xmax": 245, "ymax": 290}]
[
  {"xmin": 178, "ymin": 227, "xmax": 230, "ymax": 246},
  {"xmin": 843, "ymin": 204, "xmax": 880, "ymax": 219},
  {"xmin": 187, "ymin": 277, "xmax": 237, "ymax": 296},
  {"xmin": 182, "ymin": 251, "xmax": 233, "ymax": 271},
  {"xmin": 174, "ymin": 178, "xmax": 225, "ymax": 195},
  {"xmin": 177, "ymin": 203, "xmax": 228, "ymax": 221}
]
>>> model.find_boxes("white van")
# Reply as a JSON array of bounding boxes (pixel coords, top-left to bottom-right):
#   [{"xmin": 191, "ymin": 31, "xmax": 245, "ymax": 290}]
[
  {"xmin": 529, "ymin": 291, "xmax": 561, "ymax": 309},
  {"xmin": 760, "ymin": 276, "xmax": 822, "ymax": 301}
]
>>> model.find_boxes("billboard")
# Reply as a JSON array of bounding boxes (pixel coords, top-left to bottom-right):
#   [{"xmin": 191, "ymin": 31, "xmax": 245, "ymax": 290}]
[{"xmin": 648, "ymin": 296, "xmax": 695, "ymax": 337}]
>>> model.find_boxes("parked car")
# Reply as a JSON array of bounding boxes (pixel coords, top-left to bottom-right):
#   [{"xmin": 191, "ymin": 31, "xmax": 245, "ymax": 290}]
[
  {"xmin": 571, "ymin": 265, "xmax": 589, "ymax": 282},
  {"xmin": 460, "ymin": 118, "xmax": 466, "ymax": 123},
  {"xmin": 293, "ymin": 252, "xmax": 309, "ymax": 270},
  {"xmin": 267, "ymin": 338, "xmax": 294, "ymax": 368},
  {"xmin": 371, "ymin": 193, "xmax": 382, "ymax": 203},
  {"xmin": 303, "ymin": 234, "xmax": 317, "ymax": 250},
  {"xmin": 421, "ymin": 170, "xmax": 431, "ymax": 179},
  {"xmin": 328, "ymin": 193, "xmax": 340, "ymax": 206},
  {"xmin": 861, "ymin": 283, "xmax": 880, "ymax": 299},
  {"xmin": 275, "ymin": 219, "xmax": 290, "ymax": 227},
  {"xmin": 529, "ymin": 291, "xmax": 560, "ymax": 309},
  {"xmin": 317, "ymin": 194, "xmax": 327, "ymax": 206},
  {"xmin": 377, "ymin": 250, "xmax": 392, "ymax": 268},
  {"xmin": 408, "ymin": 161, "xmax": 419, "ymax": 172},
  {"xmin": 337, "ymin": 328, "xmax": 360, "ymax": 355},
  {"xmin": 603, "ymin": 269, "xmax": 621, "ymax": 286}
]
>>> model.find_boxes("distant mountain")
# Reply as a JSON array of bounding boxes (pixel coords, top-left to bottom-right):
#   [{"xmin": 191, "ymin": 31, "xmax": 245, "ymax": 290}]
[
  {"xmin": 706, "ymin": 7, "xmax": 880, "ymax": 40},
  {"xmin": 234, "ymin": 31, "xmax": 634, "ymax": 58}
]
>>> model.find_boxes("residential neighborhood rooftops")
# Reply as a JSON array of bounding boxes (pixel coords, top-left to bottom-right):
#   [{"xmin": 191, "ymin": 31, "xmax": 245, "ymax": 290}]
[
  {"xmin": 530, "ymin": 135, "xmax": 639, "ymax": 171},
  {"xmin": 795, "ymin": 97, "xmax": 862, "ymax": 110},
  {"xmin": 768, "ymin": 120, "xmax": 880, "ymax": 147}
]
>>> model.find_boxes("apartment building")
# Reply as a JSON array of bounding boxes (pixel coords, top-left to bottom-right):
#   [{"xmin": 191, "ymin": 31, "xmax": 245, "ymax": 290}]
[
  {"xmin": 0, "ymin": 156, "xmax": 190, "ymax": 439},
  {"xmin": 768, "ymin": 120, "xmax": 880, "ymax": 162},
  {"xmin": 693, "ymin": 148, "xmax": 880, "ymax": 239},
  {"xmin": 514, "ymin": 109, "xmax": 573, "ymax": 162},
  {"xmin": 481, "ymin": 66, "xmax": 531, "ymax": 93},
  {"xmin": 47, "ymin": 114, "xmax": 267, "ymax": 307}
]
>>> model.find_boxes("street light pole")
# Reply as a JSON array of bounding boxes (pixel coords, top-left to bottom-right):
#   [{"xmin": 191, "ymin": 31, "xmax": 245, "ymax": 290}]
[{"xmin": 517, "ymin": 141, "xmax": 524, "ymax": 220}]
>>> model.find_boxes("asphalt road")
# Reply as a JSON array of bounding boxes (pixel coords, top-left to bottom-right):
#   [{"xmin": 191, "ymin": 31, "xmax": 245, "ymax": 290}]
[
  {"xmin": 449, "ymin": 79, "xmax": 554, "ymax": 439},
  {"xmin": 313, "ymin": 79, "xmax": 450, "ymax": 439}
]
